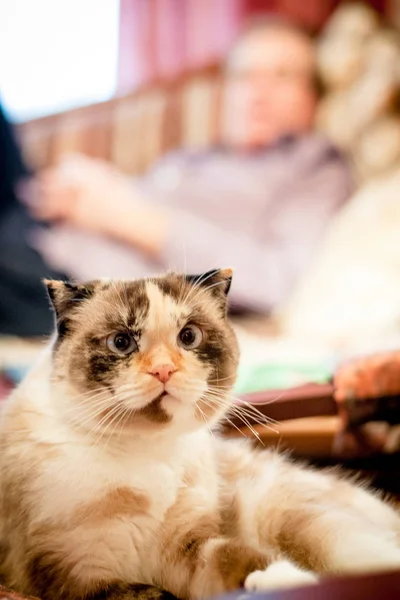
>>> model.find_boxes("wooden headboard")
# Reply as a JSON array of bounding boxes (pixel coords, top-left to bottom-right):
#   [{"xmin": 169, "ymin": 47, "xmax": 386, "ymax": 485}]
[{"xmin": 16, "ymin": 64, "xmax": 221, "ymax": 176}]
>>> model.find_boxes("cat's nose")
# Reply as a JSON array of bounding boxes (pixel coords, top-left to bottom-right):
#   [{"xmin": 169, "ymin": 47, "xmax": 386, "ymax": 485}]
[{"xmin": 148, "ymin": 363, "xmax": 177, "ymax": 384}]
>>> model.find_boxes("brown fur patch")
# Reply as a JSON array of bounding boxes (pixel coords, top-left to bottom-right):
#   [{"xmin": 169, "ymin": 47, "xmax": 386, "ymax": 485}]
[
  {"xmin": 152, "ymin": 275, "xmax": 187, "ymax": 304},
  {"xmin": 136, "ymin": 396, "xmax": 171, "ymax": 424},
  {"xmin": 177, "ymin": 518, "xmax": 220, "ymax": 565},
  {"xmin": 219, "ymin": 495, "xmax": 240, "ymax": 538},
  {"xmin": 210, "ymin": 540, "xmax": 270, "ymax": 590},
  {"xmin": 74, "ymin": 486, "xmax": 150, "ymax": 525},
  {"xmin": 276, "ymin": 516, "xmax": 320, "ymax": 571},
  {"xmin": 26, "ymin": 549, "xmax": 81, "ymax": 600},
  {"xmin": 157, "ymin": 512, "xmax": 220, "ymax": 597}
]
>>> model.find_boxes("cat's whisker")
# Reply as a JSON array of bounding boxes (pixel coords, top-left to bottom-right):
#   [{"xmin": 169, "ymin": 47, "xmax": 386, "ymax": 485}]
[
  {"xmin": 200, "ymin": 397, "xmax": 247, "ymax": 440},
  {"xmin": 207, "ymin": 375, "xmax": 236, "ymax": 384},
  {"xmin": 59, "ymin": 389, "xmax": 128, "ymax": 420},
  {"xmin": 87, "ymin": 404, "xmax": 127, "ymax": 447},
  {"xmin": 59, "ymin": 393, "xmax": 113, "ymax": 416},
  {"xmin": 104, "ymin": 405, "xmax": 133, "ymax": 444},
  {"xmin": 206, "ymin": 386, "xmax": 280, "ymax": 427},
  {"xmin": 228, "ymin": 407, "xmax": 268, "ymax": 443},
  {"xmin": 225, "ymin": 399, "xmax": 280, "ymax": 428},
  {"xmin": 234, "ymin": 409, "xmax": 280, "ymax": 434},
  {"xmin": 222, "ymin": 408, "xmax": 265, "ymax": 444},
  {"xmin": 219, "ymin": 414, "xmax": 248, "ymax": 439},
  {"xmin": 68, "ymin": 400, "xmax": 121, "ymax": 431},
  {"xmin": 202, "ymin": 392, "xmax": 267, "ymax": 443},
  {"xmin": 66, "ymin": 385, "xmax": 146, "ymax": 416},
  {"xmin": 103, "ymin": 406, "xmax": 131, "ymax": 452},
  {"xmin": 187, "ymin": 377, "xmax": 233, "ymax": 391},
  {"xmin": 114, "ymin": 383, "xmax": 143, "ymax": 393},
  {"xmin": 195, "ymin": 403, "xmax": 216, "ymax": 440},
  {"xmin": 59, "ymin": 389, "xmax": 112, "ymax": 412},
  {"xmin": 47, "ymin": 385, "xmax": 108, "ymax": 405},
  {"xmin": 235, "ymin": 401, "xmax": 280, "ymax": 429},
  {"xmin": 227, "ymin": 388, "xmax": 289, "ymax": 410},
  {"xmin": 75, "ymin": 394, "xmax": 131, "ymax": 440},
  {"xmin": 207, "ymin": 394, "xmax": 280, "ymax": 434},
  {"xmin": 227, "ymin": 410, "xmax": 264, "ymax": 445},
  {"xmin": 204, "ymin": 396, "xmax": 266, "ymax": 445}
]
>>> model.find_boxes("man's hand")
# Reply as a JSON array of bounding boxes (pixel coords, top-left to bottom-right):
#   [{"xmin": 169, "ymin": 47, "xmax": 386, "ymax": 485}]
[
  {"xmin": 23, "ymin": 153, "xmax": 135, "ymax": 234},
  {"xmin": 23, "ymin": 153, "xmax": 169, "ymax": 257}
]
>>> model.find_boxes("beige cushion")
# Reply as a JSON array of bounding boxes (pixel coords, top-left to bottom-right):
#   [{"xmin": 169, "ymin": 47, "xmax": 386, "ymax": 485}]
[{"xmin": 279, "ymin": 169, "xmax": 400, "ymax": 351}]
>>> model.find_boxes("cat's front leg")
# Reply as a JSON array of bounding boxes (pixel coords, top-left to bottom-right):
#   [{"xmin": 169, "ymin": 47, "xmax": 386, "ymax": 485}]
[
  {"xmin": 161, "ymin": 532, "xmax": 317, "ymax": 596},
  {"xmin": 159, "ymin": 535, "xmax": 272, "ymax": 599},
  {"xmin": 234, "ymin": 455, "xmax": 400, "ymax": 577}
]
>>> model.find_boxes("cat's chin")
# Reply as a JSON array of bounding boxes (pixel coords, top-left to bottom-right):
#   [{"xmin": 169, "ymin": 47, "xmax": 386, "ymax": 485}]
[{"xmin": 160, "ymin": 393, "xmax": 182, "ymax": 412}]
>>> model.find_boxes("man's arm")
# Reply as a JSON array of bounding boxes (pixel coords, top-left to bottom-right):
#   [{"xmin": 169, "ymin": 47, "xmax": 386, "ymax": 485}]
[
  {"xmin": 30, "ymin": 151, "xmax": 352, "ymax": 313},
  {"xmin": 110, "ymin": 157, "xmax": 352, "ymax": 312}
]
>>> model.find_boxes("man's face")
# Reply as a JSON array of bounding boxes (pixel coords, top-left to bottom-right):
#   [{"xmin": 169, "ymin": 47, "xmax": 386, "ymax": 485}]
[{"xmin": 222, "ymin": 28, "xmax": 317, "ymax": 149}]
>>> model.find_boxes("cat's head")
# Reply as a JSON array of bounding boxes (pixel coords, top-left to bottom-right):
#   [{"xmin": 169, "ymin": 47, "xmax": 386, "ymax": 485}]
[{"xmin": 45, "ymin": 269, "xmax": 239, "ymax": 438}]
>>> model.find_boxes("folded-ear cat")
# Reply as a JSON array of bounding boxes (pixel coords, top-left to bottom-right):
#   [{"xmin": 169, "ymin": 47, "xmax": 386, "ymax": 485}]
[{"xmin": 0, "ymin": 270, "xmax": 399, "ymax": 600}]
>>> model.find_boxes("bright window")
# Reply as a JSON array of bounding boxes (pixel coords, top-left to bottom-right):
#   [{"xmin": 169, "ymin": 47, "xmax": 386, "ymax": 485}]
[{"xmin": 0, "ymin": 0, "xmax": 120, "ymax": 122}]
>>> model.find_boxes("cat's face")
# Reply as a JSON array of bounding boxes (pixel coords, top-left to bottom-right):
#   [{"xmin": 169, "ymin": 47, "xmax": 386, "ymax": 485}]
[{"xmin": 46, "ymin": 270, "xmax": 239, "ymax": 438}]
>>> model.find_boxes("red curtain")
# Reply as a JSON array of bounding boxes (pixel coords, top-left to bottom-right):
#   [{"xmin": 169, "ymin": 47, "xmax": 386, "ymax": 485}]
[{"xmin": 117, "ymin": 0, "xmax": 388, "ymax": 95}]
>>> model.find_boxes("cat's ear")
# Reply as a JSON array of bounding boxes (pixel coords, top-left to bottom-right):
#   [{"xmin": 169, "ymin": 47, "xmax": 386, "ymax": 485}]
[
  {"xmin": 44, "ymin": 280, "xmax": 96, "ymax": 315},
  {"xmin": 44, "ymin": 280, "xmax": 96, "ymax": 335},
  {"xmin": 185, "ymin": 268, "xmax": 232, "ymax": 310}
]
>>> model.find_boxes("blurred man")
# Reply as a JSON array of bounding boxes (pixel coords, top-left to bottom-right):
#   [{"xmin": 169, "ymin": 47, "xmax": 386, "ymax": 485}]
[{"xmin": 6, "ymin": 17, "xmax": 353, "ymax": 335}]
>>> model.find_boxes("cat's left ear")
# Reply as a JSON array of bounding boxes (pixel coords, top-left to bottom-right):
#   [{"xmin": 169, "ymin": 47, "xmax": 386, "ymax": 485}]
[
  {"xmin": 44, "ymin": 280, "xmax": 96, "ymax": 335},
  {"xmin": 185, "ymin": 268, "xmax": 233, "ymax": 310}
]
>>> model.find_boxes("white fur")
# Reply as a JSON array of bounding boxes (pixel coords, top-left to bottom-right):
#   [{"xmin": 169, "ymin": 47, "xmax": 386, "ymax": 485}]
[{"xmin": 245, "ymin": 561, "xmax": 318, "ymax": 591}]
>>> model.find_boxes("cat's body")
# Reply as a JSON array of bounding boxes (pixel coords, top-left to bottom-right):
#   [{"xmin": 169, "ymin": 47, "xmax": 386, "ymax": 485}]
[
  {"xmin": 0, "ymin": 271, "xmax": 399, "ymax": 600},
  {"xmin": 0, "ymin": 352, "xmax": 217, "ymax": 595}
]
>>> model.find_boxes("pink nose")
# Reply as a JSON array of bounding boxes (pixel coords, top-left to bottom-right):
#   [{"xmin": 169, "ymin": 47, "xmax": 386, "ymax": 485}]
[{"xmin": 148, "ymin": 363, "xmax": 176, "ymax": 384}]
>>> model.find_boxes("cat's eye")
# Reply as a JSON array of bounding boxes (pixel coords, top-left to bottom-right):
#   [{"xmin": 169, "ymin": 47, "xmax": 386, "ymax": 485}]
[
  {"xmin": 177, "ymin": 325, "xmax": 203, "ymax": 350},
  {"xmin": 106, "ymin": 332, "xmax": 138, "ymax": 355}
]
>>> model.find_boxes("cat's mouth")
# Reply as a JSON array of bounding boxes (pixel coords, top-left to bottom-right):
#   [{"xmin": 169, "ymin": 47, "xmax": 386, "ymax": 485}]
[
  {"xmin": 155, "ymin": 391, "xmax": 168, "ymax": 401},
  {"xmin": 155, "ymin": 390, "xmax": 181, "ymax": 413},
  {"xmin": 153, "ymin": 390, "xmax": 175, "ymax": 405}
]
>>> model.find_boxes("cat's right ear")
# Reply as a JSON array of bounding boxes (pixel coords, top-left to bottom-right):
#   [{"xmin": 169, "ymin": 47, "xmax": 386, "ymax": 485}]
[{"xmin": 44, "ymin": 280, "xmax": 95, "ymax": 336}]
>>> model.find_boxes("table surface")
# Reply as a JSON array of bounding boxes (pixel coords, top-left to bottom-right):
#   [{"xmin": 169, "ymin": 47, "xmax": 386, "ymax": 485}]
[
  {"xmin": 1, "ymin": 571, "xmax": 399, "ymax": 600},
  {"xmin": 219, "ymin": 570, "xmax": 400, "ymax": 600}
]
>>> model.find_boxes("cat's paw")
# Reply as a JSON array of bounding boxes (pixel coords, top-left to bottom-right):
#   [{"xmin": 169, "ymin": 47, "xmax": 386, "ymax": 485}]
[{"xmin": 244, "ymin": 560, "xmax": 318, "ymax": 592}]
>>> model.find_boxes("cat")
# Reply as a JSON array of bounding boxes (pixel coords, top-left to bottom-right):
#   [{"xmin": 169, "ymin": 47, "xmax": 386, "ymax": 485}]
[{"xmin": 0, "ymin": 268, "xmax": 399, "ymax": 600}]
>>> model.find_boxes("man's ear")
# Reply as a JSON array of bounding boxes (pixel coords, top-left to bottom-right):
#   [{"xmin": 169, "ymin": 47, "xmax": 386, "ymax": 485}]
[
  {"xmin": 185, "ymin": 268, "xmax": 233, "ymax": 310},
  {"xmin": 44, "ymin": 280, "xmax": 96, "ymax": 337}
]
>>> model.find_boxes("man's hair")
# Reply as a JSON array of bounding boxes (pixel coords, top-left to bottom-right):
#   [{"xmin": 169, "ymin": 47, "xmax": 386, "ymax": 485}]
[{"xmin": 225, "ymin": 14, "xmax": 324, "ymax": 96}]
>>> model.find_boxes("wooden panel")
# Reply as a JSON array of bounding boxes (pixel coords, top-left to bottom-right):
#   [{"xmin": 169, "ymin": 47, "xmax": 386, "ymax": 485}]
[
  {"xmin": 17, "ymin": 63, "xmax": 222, "ymax": 174},
  {"xmin": 181, "ymin": 75, "xmax": 220, "ymax": 148},
  {"xmin": 223, "ymin": 416, "xmax": 339, "ymax": 457}
]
